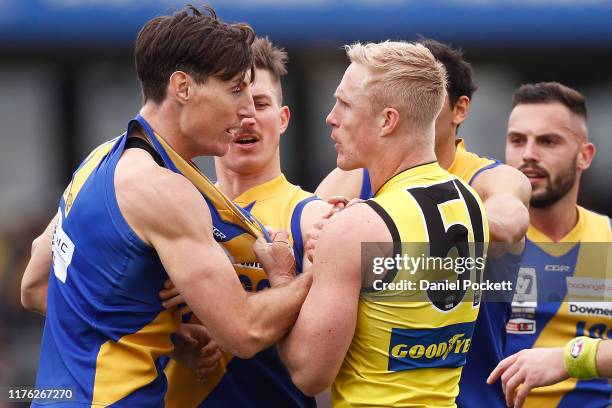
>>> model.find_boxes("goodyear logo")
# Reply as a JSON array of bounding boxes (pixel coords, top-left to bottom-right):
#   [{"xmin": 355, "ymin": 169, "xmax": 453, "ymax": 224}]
[{"xmin": 388, "ymin": 322, "xmax": 475, "ymax": 371}]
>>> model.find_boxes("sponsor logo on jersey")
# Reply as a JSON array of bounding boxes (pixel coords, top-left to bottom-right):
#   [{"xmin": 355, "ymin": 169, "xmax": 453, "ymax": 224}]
[
  {"xmin": 568, "ymin": 302, "xmax": 612, "ymax": 317},
  {"xmin": 506, "ymin": 318, "xmax": 536, "ymax": 334},
  {"xmin": 212, "ymin": 226, "xmax": 227, "ymax": 241},
  {"xmin": 544, "ymin": 264, "xmax": 570, "ymax": 272},
  {"xmin": 388, "ymin": 322, "xmax": 474, "ymax": 371}
]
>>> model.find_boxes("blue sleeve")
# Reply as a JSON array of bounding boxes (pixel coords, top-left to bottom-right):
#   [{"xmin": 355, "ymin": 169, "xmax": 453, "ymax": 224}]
[{"xmin": 290, "ymin": 196, "xmax": 320, "ymax": 273}]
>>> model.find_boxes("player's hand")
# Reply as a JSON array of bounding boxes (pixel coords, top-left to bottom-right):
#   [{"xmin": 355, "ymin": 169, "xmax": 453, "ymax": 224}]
[
  {"xmin": 172, "ymin": 323, "xmax": 222, "ymax": 383},
  {"xmin": 304, "ymin": 197, "xmax": 361, "ymax": 263},
  {"xmin": 487, "ymin": 347, "xmax": 568, "ymax": 408},
  {"xmin": 159, "ymin": 279, "xmax": 191, "ymax": 317},
  {"xmin": 253, "ymin": 227, "xmax": 296, "ymax": 287}
]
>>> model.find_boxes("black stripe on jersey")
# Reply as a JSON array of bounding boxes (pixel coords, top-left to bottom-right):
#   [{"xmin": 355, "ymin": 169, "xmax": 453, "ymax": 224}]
[
  {"xmin": 363, "ymin": 200, "xmax": 402, "ymax": 291},
  {"xmin": 373, "ymin": 160, "xmax": 437, "ymax": 198},
  {"xmin": 125, "ymin": 137, "xmax": 165, "ymax": 168}
]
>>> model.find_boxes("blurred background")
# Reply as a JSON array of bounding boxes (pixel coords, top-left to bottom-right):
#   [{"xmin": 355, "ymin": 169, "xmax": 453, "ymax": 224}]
[{"xmin": 1, "ymin": 0, "xmax": 611, "ymax": 406}]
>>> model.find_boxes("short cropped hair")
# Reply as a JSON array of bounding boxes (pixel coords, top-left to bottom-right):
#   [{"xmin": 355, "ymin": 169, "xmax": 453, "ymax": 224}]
[
  {"xmin": 346, "ymin": 41, "xmax": 447, "ymax": 132},
  {"xmin": 417, "ymin": 37, "xmax": 477, "ymax": 107},
  {"xmin": 135, "ymin": 5, "xmax": 255, "ymax": 104},
  {"xmin": 251, "ymin": 37, "xmax": 288, "ymax": 103},
  {"xmin": 512, "ymin": 82, "xmax": 587, "ymax": 120}
]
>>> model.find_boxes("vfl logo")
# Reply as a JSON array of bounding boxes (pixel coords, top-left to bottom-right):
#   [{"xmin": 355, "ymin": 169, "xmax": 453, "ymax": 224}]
[
  {"xmin": 388, "ymin": 322, "xmax": 474, "ymax": 371},
  {"xmin": 544, "ymin": 264, "xmax": 570, "ymax": 272},
  {"xmin": 570, "ymin": 338, "xmax": 584, "ymax": 358}
]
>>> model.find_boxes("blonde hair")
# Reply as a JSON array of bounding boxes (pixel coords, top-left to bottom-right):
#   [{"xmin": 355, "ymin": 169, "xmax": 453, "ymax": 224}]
[{"xmin": 345, "ymin": 41, "xmax": 447, "ymax": 135}]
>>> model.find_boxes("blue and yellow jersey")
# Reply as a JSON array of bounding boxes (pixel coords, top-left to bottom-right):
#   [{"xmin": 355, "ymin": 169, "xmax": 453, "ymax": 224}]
[
  {"xmin": 164, "ymin": 174, "xmax": 317, "ymax": 408},
  {"xmin": 33, "ymin": 114, "xmax": 276, "ymax": 407},
  {"xmin": 505, "ymin": 206, "xmax": 612, "ymax": 408},
  {"xmin": 33, "ymin": 135, "xmax": 180, "ymax": 407},
  {"xmin": 333, "ymin": 162, "xmax": 489, "ymax": 408}
]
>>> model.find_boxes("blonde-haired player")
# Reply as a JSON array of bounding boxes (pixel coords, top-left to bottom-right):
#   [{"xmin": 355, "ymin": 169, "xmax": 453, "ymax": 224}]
[{"xmin": 277, "ymin": 41, "xmax": 489, "ymax": 407}]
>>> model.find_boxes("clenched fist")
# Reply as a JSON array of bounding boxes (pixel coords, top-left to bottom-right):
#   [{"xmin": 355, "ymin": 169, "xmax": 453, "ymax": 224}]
[{"xmin": 253, "ymin": 228, "xmax": 296, "ymax": 287}]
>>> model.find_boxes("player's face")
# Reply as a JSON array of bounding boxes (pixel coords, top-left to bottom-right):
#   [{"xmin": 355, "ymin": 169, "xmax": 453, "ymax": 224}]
[
  {"xmin": 217, "ymin": 69, "xmax": 288, "ymax": 174},
  {"xmin": 185, "ymin": 73, "xmax": 255, "ymax": 157},
  {"xmin": 505, "ymin": 102, "xmax": 583, "ymax": 208},
  {"xmin": 326, "ymin": 63, "xmax": 378, "ymax": 170}
]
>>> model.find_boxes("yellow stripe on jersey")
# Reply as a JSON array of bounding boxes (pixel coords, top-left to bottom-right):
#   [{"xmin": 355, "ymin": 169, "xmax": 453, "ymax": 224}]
[
  {"xmin": 92, "ymin": 309, "xmax": 179, "ymax": 406},
  {"xmin": 333, "ymin": 162, "xmax": 489, "ymax": 408},
  {"xmin": 447, "ymin": 139, "xmax": 497, "ymax": 184},
  {"xmin": 62, "ymin": 138, "xmax": 117, "ymax": 217}
]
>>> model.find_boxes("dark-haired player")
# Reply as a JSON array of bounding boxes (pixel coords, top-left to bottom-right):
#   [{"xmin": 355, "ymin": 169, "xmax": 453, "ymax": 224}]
[
  {"xmin": 20, "ymin": 7, "xmax": 311, "ymax": 406},
  {"xmin": 503, "ymin": 82, "xmax": 611, "ymax": 407}
]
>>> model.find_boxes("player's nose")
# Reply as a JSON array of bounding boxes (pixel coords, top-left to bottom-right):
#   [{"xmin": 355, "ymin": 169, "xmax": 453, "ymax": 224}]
[{"xmin": 522, "ymin": 138, "xmax": 539, "ymax": 163}]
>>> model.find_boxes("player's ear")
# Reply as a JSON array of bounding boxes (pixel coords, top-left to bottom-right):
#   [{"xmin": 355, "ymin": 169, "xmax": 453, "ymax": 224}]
[
  {"xmin": 169, "ymin": 71, "xmax": 191, "ymax": 105},
  {"xmin": 380, "ymin": 107, "xmax": 400, "ymax": 137},
  {"xmin": 452, "ymin": 95, "xmax": 470, "ymax": 127},
  {"xmin": 577, "ymin": 142, "xmax": 596, "ymax": 171},
  {"xmin": 279, "ymin": 106, "xmax": 290, "ymax": 134}
]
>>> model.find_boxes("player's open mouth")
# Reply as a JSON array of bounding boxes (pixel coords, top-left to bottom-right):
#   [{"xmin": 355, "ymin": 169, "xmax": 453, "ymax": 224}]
[{"xmin": 234, "ymin": 134, "xmax": 260, "ymax": 145}]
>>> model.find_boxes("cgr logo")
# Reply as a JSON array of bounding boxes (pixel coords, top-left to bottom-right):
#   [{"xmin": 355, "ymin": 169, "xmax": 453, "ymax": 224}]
[
  {"xmin": 544, "ymin": 264, "xmax": 570, "ymax": 272},
  {"xmin": 388, "ymin": 322, "xmax": 475, "ymax": 371}
]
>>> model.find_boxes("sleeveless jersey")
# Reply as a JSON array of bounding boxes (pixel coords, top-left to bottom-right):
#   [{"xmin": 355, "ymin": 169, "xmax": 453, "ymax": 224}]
[
  {"xmin": 164, "ymin": 174, "xmax": 318, "ymax": 408},
  {"xmin": 505, "ymin": 206, "xmax": 612, "ymax": 408},
  {"xmin": 333, "ymin": 162, "xmax": 489, "ymax": 407},
  {"xmin": 360, "ymin": 141, "xmax": 516, "ymax": 407},
  {"xmin": 33, "ymin": 114, "xmax": 273, "ymax": 406},
  {"xmin": 33, "ymin": 134, "xmax": 180, "ymax": 407}
]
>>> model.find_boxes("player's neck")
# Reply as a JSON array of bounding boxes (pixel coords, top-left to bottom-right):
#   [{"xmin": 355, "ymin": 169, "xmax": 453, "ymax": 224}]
[
  {"xmin": 368, "ymin": 143, "xmax": 436, "ymax": 194},
  {"xmin": 139, "ymin": 104, "xmax": 196, "ymax": 160},
  {"xmin": 435, "ymin": 133, "xmax": 458, "ymax": 171},
  {"xmin": 215, "ymin": 158, "xmax": 281, "ymax": 200},
  {"xmin": 529, "ymin": 189, "xmax": 580, "ymax": 242}
]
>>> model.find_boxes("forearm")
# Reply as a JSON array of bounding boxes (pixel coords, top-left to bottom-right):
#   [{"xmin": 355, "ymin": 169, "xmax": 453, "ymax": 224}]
[
  {"xmin": 485, "ymin": 193, "xmax": 529, "ymax": 243},
  {"xmin": 241, "ymin": 272, "xmax": 312, "ymax": 357},
  {"xmin": 596, "ymin": 340, "xmax": 612, "ymax": 377},
  {"xmin": 21, "ymin": 218, "xmax": 56, "ymax": 314}
]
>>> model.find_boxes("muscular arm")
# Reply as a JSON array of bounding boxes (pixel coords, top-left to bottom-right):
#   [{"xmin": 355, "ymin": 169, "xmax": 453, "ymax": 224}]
[
  {"xmin": 277, "ymin": 204, "xmax": 390, "ymax": 395},
  {"xmin": 118, "ymin": 155, "xmax": 311, "ymax": 359},
  {"xmin": 21, "ymin": 215, "xmax": 56, "ymax": 314},
  {"xmin": 315, "ymin": 167, "xmax": 364, "ymax": 201},
  {"xmin": 471, "ymin": 164, "xmax": 531, "ymax": 245}
]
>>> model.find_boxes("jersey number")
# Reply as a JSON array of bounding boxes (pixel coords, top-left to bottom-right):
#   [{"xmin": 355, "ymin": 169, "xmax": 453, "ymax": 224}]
[{"xmin": 407, "ymin": 179, "xmax": 486, "ymax": 311}]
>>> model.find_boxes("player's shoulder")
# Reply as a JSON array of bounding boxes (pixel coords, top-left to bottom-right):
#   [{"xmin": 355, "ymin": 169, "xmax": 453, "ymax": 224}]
[
  {"xmin": 329, "ymin": 200, "xmax": 392, "ymax": 243},
  {"xmin": 115, "ymin": 150, "xmax": 211, "ymax": 234},
  {"xmin": 578, "ymin": 206, "xmax": 612, "ymax": 237}
]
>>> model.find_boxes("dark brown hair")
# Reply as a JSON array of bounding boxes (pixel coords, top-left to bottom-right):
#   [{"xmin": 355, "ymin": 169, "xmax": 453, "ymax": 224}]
[
  {"xmin": 416, "ymin": 37, "xmax": 477, "ymax": 107},
  {"xmin": 134, "ymin": 5, "xmax": 255, "ymax": 103},
  {"xmin": 251, "ymin": 36, "xmax": 288, "ymax": 103},
  {"xmin": 512, "ymin": 82, "xmax": 587, "ymax": 119}
]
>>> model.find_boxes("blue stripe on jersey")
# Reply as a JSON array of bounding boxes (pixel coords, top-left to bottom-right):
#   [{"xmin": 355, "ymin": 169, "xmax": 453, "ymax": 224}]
[
  {"xmin": 557, "ymin": 378, "xmax": 611, "ymax": 408},
  {"xmin": 458, "ymin": 251, "xmax": 523, "ymax": 408},
  {"xmin": 290, "ymin": 195, "xmax": 319, "ymax": 273},
  {"xmin": 199, "ymin": 347, "xmax": 316, "ymax": 408},
  {"xmin": 468, "ymin": 160, "xmax": 501, "ymax": 185},
  {"xmin": 360, "ymin": 168, "xmax": 373, "ymax": 200}
]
